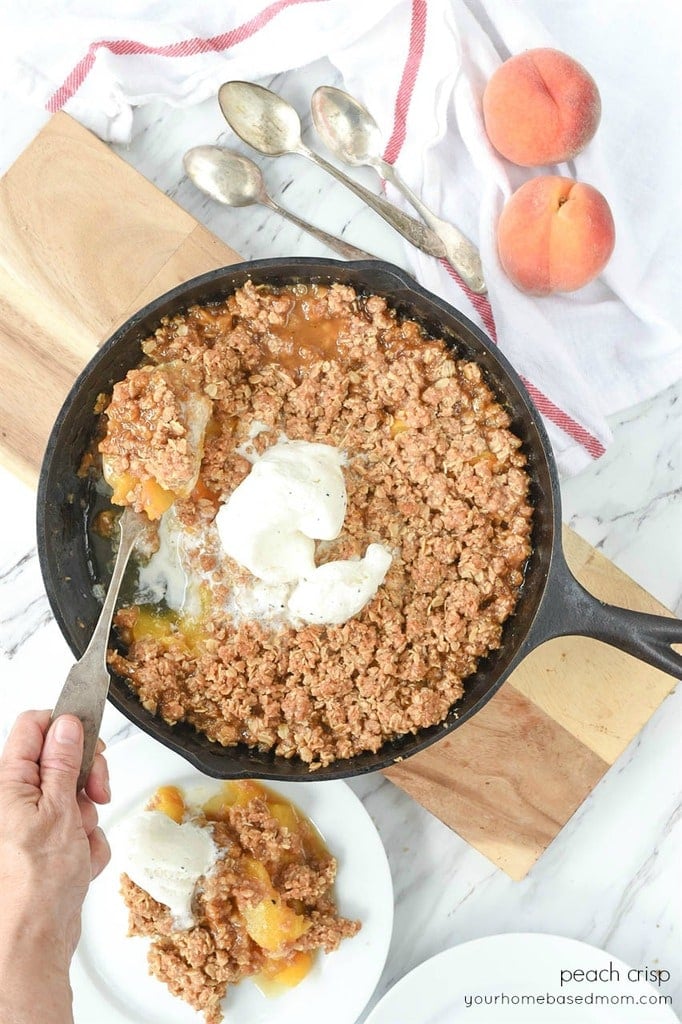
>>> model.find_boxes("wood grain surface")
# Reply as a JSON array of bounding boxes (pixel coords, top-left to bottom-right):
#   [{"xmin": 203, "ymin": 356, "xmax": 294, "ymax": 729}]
[
  {"xmin": 385, "ymin": 684, "xmax": 609, "ymax": 877},
  {"xmin": 0, "ymin": 113, "xmax": 240, "ymax": 484},
  {"xmin": 387, "ymin": 527, "xmax": 678, "ymax": 879},
  {"xmin": 0, "ymin": 113, "xmax": 677, "ymax": 880}
]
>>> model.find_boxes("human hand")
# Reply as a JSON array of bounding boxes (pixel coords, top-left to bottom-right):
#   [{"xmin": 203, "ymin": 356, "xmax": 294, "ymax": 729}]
[{"xmin": 0, "ymin": 710, "xmax": 111, "ymax": 1024}]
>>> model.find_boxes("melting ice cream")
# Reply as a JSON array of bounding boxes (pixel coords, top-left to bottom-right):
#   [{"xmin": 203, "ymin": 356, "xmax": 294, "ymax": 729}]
[
  {"xmin": 121, "ymin": 810, "xmax": 218, "ymax": 930},
  {"xmin": 216, "ymin": 437, "xmax": 392, "ymax": 626}
]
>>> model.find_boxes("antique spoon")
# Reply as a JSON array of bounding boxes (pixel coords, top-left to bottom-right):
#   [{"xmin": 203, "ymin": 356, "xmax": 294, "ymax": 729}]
[
  {"xmin": 51, "ymin": 508, "xmax": 147, "ymax": 790},
  {"xmin": 218, "ymin": 81, "xmax": 447, "ymax": 260},
  {"xmin": 183, "ymin": 146, "xmax": 377, "ymax": 261},
  {"xmin": 311, "ymin": 86, "xmax": 487, "ymax": 294}
]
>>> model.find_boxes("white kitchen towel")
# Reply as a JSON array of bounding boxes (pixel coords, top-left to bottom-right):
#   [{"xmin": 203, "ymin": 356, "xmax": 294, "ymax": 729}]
[{"xmin": 1, "ymin": 0, "xmax": 680, "ymax": 474}]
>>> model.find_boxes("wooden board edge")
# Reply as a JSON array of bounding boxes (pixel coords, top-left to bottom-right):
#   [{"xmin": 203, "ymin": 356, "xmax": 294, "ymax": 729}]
[{"xmin": 384, "ymin": 684, "xmax": 610, "ymax": 879}]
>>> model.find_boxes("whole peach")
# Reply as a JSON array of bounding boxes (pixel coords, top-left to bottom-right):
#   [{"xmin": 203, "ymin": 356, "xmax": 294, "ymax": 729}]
[
  {"xmin": 497, "ymin": 176, "xmax": 615, "ymax": 295},
  {"xmin": 483, "ymin": 48, "xmax": 601, "ymax": 166}
]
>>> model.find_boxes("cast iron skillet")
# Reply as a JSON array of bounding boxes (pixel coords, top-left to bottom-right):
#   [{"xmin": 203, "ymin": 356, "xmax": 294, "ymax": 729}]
[{"xmin": 37, "ymin": 258, "xmax": 682, "ymax": 781}]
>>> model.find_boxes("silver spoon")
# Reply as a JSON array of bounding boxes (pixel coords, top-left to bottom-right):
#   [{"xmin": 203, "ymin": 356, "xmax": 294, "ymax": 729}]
[
  {"xmin": 218, "ymin": 81, "xmax": 447, "ymax": 261},
  {"xmin": 51, "ymin": 508, "xmax": 147, "ymax": 790},
  {"xmin": 183, "ymin": 145, "xmax": 377, "ymax": 261},
  {"xmin": 311, "ymin": 86, "xmax": 487, "ymax": 295}
]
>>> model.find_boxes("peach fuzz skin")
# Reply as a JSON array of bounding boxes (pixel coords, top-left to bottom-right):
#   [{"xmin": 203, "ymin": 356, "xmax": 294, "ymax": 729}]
[
  {"xmin": 483, "ymin": 48, "xmax": 601, "ymax": 166},
  {"xmin": 497, "ymin": 177, "xmax": 615, "ymax": 296}
]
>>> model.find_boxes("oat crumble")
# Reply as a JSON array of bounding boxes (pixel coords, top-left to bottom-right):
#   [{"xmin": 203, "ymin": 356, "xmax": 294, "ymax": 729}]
[
  {"xmin": 122, "ymin": 781, "xmax": 359, "ymax": 1023},
  {"xmin": 98, "ymin": 281, "xmax": 533, "ymax": 767}
]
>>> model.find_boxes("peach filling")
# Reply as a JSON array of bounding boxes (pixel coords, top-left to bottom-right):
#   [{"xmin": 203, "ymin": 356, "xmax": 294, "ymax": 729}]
[{"xmin": 150, "ymin": 779, "xmax": 330, "ymax": 991}]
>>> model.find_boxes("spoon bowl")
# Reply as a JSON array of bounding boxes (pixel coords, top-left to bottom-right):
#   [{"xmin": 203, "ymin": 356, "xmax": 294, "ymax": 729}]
[
  {"xmin": 183, "ymin": 145, "xmax": 378, "ymax": 262},
  {"xmin": 218, "ymin": 80, "xmax": 448, "ymax": 259},
  {"xmin": 312, "ymin": 85, "xmax": 487, "ymax": 294},
  {"xmin": 311, "ymin": 87, "xmax": 383, "ymax": 167},
  {"xmin": 184, "ymin": 146, "xmax": 265, "ymax": 207},
  {"xmin": 218, "ymin": 81, "xmax": 303, "ymax": 156}
]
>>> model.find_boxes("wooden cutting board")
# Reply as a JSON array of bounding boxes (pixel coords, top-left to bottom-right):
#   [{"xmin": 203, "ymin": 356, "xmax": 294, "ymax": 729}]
[{"xmin": 1, "ymin": 113, "xmax": 677, "ymax": 879}]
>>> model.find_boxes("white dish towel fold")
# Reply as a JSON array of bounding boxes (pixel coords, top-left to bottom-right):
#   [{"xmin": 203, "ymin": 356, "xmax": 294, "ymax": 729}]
[{"xmin": 2, "ymin": 0, "xmax": 680, "ymax": 474}]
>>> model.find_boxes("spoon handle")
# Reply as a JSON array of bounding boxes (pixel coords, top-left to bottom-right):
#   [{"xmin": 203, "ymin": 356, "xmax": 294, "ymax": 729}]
[
  {"xmin": 379, "ymin": 159, "xmax": 486, "ymax": 294},
  {"xmin": 263, "ymin": 195, "xmax": 378, "ymax": 261},
  {"xmin": 301, "ymin": 147, "xmax": 447, "ymax": 259},
  {"xmin": 51, "ymin": 508, "xmax": 146, "ymax": 790}
]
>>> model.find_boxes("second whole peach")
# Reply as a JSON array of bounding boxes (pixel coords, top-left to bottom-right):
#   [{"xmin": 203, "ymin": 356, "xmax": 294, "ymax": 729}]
[{"xmin": 496, "ymin": 176, "xmax": 615, "ymax": 295}]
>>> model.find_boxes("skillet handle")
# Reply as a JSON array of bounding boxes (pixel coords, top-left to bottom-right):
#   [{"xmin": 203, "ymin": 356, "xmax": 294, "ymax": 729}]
[{"xmin": 531, "ymin": 547, "xmax": 682, "ymax": 680}]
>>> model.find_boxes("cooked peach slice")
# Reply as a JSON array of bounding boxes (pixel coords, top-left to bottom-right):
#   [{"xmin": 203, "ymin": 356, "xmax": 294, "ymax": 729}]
[
  {"xmin": 131, "ymin": 607, "xmax": 175, "ymax": 644},
  {"xmin": 240, "ymin": 856, "xmax": 310, "ymax": 953},
  {"xmin": 268, "ymin": 802, "xmax": 301, "ymax": 834},
  {"xmin": 268, "ymin": 950, "xmax": 313, "ymax": 987},
  {"xmin": 256, "ymin": 950, "xmax": 314, "ymax": 994},
  {"xmin": 241, "ymin": 893, "xmax": 310, "ymax": 952},
  {"xmin": 229, "ymin": 780, "xmax": 269, "ymax": 807},
  {"xmin": 148, "ymin": 785, "xmax": 185, "ymax": 824},
  {"xmin": 202, "ymin": 780, "xmax": 268, "ymax": 821}
]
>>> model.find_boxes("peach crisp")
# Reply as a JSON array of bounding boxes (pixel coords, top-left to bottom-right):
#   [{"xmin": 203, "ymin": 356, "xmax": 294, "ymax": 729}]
[{"xmin": 120, "ymin": 780, "xmax": 360, "ymax": 1023}]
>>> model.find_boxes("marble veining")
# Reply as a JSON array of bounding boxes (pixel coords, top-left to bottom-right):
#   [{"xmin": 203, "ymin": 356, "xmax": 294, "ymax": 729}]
[
  {"xmin": 0, "ymin": 56, "xmax": 679, "ymax": 1022},
  {"xmin": 0, "ymin": 547, "xmax": 52, "ymax": 658}
]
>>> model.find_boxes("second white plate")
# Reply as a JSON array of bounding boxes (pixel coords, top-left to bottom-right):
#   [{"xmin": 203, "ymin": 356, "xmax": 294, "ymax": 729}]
[
  {"xmin": 365, "ymin": 934, "xmax": 676, "ymax": 1023},
  {"xmin": 72, "ymin": 732, "xmax": 394, "ymax": 1024}
]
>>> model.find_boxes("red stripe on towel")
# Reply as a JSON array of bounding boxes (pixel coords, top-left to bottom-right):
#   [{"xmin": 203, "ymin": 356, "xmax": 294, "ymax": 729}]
[
  {"xmin": 519, "ymin": 380, "xmax": 607, "ymax": 458},
  {"xmin": 382, "ymin": 1, "xmax": 604, "ymax": 459},
  {"xmin": 382, "ymin": 0, "xmax": 427, "ymax": 164},
  {"xmin": 49, "ymin": 0, "xmax": 604, "ymax": 460},
  {"xmin": 47, "ymin": 0, "xmax": 323, "ymax": 111}
]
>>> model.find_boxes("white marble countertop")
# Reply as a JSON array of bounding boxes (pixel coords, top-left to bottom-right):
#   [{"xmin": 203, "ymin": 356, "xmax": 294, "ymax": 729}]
[{"xmin": 1, "ymin": 53, "xmax": 680, "ymax": 1024}]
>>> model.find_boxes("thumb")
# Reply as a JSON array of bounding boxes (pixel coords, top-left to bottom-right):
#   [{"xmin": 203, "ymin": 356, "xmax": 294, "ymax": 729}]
[{"xmin": 40, "ymin": 715, "xmax": 84, "ymax": 803}]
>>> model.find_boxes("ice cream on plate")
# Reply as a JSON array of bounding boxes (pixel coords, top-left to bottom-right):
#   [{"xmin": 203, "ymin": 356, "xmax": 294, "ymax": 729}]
[
  {"xmin": 120, "ymin": 809, "xmax": 218, "ymax": 930},
  {"xmin": 117, "ymin": 780, "xmax": 361, "ymax": 1024}
]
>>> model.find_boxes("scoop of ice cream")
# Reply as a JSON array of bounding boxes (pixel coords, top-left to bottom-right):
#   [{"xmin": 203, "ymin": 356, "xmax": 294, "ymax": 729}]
[
  {"xmin": 287, "ymin": 544, "xmax": 393, "ymax": 626},
  {"xmin": 216, "ymin": 439, "xmax": 347, "ymax": 584},
  {"xmin": 216, "ymin": 436, "xmax": 393, "ymax": 626},
  {"xmin": 120, "ymin": 810, "xmax": 218, "ymax": 930}
]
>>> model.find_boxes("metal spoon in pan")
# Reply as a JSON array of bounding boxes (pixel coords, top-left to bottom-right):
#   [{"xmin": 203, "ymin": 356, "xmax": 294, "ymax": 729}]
[
  {"xmin": 184, "ymin": 146, "xmax": 377, "ymax": 261},
  {"xmin": 51, "ymin": 507, "xmax": 147, "ymax": 790},
  {"xmin": 311, "ymin": 86, "xmax": 487, "ymax": 294},
  {"xmin": 217, "ymin": 81, "xmax": 447, "ymax": 260}
]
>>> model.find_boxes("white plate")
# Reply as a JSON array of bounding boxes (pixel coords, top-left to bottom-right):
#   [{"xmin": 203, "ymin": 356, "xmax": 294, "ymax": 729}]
[
  {"xmin": 365, "ymin": 934, "xmax": 677, "ymax": 1024},
  {"xmin": 72, "ymin": 732, "xmax": 393, "ymax": 1024}
]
